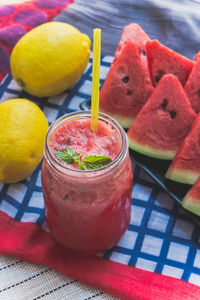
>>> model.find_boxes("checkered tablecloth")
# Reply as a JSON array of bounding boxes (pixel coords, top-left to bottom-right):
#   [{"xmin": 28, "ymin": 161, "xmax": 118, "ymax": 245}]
[{"xmin": 0, "ymin": 54, "xmax": 200, "ymax": 288}]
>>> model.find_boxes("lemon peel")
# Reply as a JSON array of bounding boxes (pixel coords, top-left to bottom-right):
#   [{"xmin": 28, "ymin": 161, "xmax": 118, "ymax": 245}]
[
  {"xmin": 0, "ymin": 98, "xmax": 49, "ymax": 183},
  {"xmin": 10, "ymin": 22, "xmax": 91, "ymax": 97}
]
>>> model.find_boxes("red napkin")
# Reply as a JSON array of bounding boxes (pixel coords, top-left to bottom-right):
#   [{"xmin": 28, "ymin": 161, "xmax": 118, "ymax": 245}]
[
  {"xmin": 1, "ymin": 210, "xmax": 200, "ymax": 300},
  {"xmin": 0, "ymin": 0, "xmax": 73, "ymax": 82}
]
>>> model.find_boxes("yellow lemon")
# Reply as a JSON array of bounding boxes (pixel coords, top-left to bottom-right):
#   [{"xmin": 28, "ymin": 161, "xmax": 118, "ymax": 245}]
[
  {"xmin": 10, "ymin": 22, "xmax": 91, "ymax": 97},
  {"xmin": 0, "ymin": 99, "xmax": 49, "ymax": 183}
]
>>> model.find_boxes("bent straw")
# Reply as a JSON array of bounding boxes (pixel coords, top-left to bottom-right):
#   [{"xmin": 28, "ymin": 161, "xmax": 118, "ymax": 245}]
[{"xmin": 91, "ymin": 28, "xmax": 101, "ymax": 133}]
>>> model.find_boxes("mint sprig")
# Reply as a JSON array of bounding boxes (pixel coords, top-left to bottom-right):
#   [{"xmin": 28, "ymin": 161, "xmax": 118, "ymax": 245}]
[
  {"xmin": 83, "ymin": 155, "xmax": 112, "ymax": 169},
  {"xmin": 54, "ymin": 147, "xmax": 112, "ymax": 170},
  {"xmin": 54, "ymin": 148, "xmax": 81, "ymax": 164},
  {"xmin": 78, "ymin": 161, "xmax": 87, "ymax": 170}
]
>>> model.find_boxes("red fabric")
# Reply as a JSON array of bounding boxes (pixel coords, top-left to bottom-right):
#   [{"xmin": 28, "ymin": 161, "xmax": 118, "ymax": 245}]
[
  {"xmin": 0, "ymin": 211, "xmax": 200, "ymax": 300},
  {"xmin": 0, "ymin": 0, "xmax": 73, "ymax": 82}
]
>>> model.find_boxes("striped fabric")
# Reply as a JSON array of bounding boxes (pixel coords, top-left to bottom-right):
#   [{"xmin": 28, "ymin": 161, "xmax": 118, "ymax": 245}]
[{"xmin": 0, "ymin": 255, "xmax": 117, "ymax": 300}]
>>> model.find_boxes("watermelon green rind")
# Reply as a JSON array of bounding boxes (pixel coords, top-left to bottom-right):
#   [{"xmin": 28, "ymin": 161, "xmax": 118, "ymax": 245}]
[
  {"xmin": 128, "ymin": 138, "xmax": 175, "ymax": 160},
  {"xmin": 100, "ymin": 108, "xmax": 134, "ymax": 129},
  {"xmin": 165, "ymin": 168, "xmax": 199, "ymax": 185},
  {"xmin": 165, "ymin": 113, "xmax": 200, "ymax": 184},
  {"xmin": 182, "ymin": 176, "xmax": 200, "ymax": 216},
  {"xmin": 182, "ymin": 195, "xmax": 200, "ymax": 216},
  {"xmin": 127, "ymin": 74, "xmax": 196, "ymax": 160}
]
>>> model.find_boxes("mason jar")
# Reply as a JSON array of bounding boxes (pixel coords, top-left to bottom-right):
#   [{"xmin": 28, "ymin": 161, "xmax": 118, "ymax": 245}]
[{"xmin": 41, "ymin": 111, "xmax": 133, "ymax": 254}]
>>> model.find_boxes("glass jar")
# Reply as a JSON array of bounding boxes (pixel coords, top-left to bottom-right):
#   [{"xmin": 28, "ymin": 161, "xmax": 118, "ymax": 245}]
[{"xmin": 41, "ymin": 111, "xmax": 133, "ymax": 254}]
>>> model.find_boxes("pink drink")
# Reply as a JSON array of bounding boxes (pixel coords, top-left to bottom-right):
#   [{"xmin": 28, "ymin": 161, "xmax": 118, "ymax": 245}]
[{"xmin": 41, "ymin": 111, "xmax": 133, "ymax": 254}]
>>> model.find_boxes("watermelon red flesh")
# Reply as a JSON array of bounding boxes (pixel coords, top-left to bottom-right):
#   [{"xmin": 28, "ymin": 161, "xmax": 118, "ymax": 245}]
[
  {"xmin": 113, "ymin": 23, "xmax": 151, "ymax": 81},
  {"xmin": 99, "ymin": 40, "xmax": 154, "ymax": 128},
  {"xmin": 127, "ymin": 74, "xmax": 197, "ymax": 160},
  {"xmin": 115, "ymin": 23, "xmax": 150, "ymax": 59},
  {"xmin": 182, "ymin": 177, "xmax": 200, "ymax": 216},
  {"xmin": 146, "ymin": 40, "xmax": 194, "ymax": 87},
  {"xmin": 184, "ymin": 55, "xmax": 200, "ymax": 114},
  {"xmin": 194, "ymin": 51, "xmax": 200, "ymax": 61},
  {"xmin": 166, "ymin": 113, "xmax": 200, "ymax": 184}
]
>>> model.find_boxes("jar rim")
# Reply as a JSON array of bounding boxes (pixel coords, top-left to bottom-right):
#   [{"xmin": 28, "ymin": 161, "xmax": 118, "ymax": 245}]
[{"xmin": 44, "ymin": 111, "xmax": 128, "ymax": 178}]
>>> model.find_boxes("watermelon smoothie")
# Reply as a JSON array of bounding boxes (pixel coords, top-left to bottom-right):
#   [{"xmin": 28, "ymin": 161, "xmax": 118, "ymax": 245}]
[{"xmin": 41, "ymin": 111, "xmax": 133, "ymax": 254}]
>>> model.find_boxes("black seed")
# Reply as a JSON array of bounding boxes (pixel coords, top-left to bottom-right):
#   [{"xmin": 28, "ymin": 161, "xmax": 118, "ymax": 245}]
[
  {"xmin": 161, "ymin": 98, "xmax": 168, "ymax": 110},
  {"xmin": 126, "ymin": 89, "xmax": 133, "ymax": 95},
  {"xmin": 143, "ymin": 50, "xmax": 146, "ymax": 56},
  {"xmin": 198, "ymin": 89, "xmax": 200, "ymax": 98},
  {"xmin": 63, "ymin": 194, "xmax": 68, "ymax": 201},
  {"xmin": 67, "ymin": 138, "xmax": 71, "ymax": 145},
  {"xmin": 122, "ymin": 76, "xmax": 129, "ymax": 83},
  {"xmin": 170, "ymin": 110, "xmax": 177, "ymax": 119},
  {"xmin": 155, "ymin": 74, "xmax": 162, "ymax": 83},
  {"xmin": 17, "ymin": 78, "xmax": 25, "ymax": 88}
]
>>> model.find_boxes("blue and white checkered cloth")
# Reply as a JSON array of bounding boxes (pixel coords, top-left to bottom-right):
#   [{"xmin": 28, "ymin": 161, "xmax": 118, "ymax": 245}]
[{"xmin": 0, "ymin": 55, "xmax": 200, "ymax": 287}]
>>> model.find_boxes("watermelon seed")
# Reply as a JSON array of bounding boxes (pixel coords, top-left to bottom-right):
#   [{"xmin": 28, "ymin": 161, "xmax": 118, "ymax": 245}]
[
  {"xmin": 63, "ymin": 194, "xmax": 69, "ymax": 201},
  {"xmin": 67, "ymin": 138, "xmax": 71, "ymax": 145},
  {"xmin": 126, "ymin": 90, "xmax": 133, "ymax": 95},
  {"xmin": 198, "ymin": 89, "xmax": 200, "ymax": 97},
  {"xmin": 122, "ymin": 76, "xmax": 129, "ymax": 83},
  {"xmin": 155, "ymin": 74, "xmax": 162, "ymax": 83},
  {"xmin": 142, "ymin": 50, "xmax": 146, "ymax": 56},
  {"xmin": 161, "ymin": 98, "xmax": 168, "ymax": 110},
  {"xmin": 170, "ymin": 110, "xmax": 177, "ymax": 119}
]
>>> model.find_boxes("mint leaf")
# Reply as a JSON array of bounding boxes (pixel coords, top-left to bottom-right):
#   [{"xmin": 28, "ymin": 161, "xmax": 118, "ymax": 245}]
[
  {"xmin": 83, "ymin": 155, "xmax": 112, "ymax": 169},
  {"xmin": 55, "ymin": 147, "xmax": 81, "ymax": 163},
  {"xmin": 55, "ymin": 148, "xmax": 112, "ymax": 170},
  {"xmin": 83, "ymin": 155, "xmax": 112, "ymax": 164},
  {"xmin": 84, "ymin": 162, "xmax": 105, "ymax": 169},
  {"xmin": 67, "ymin": 147, "xmax": 75, "ymax": 156},
  {"xmin": 73, "ymin": 153, "xmax": 82, "ymax": 162},
  {"xmin": 54, "ymin": 149, "xmax": 74, "ymax": 163},
  {"xmin": 78, "ymin": 161, "xmax": 86, "ymax": 170}
]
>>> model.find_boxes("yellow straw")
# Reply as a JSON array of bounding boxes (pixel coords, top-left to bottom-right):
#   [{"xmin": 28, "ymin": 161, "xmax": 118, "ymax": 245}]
[{"xmin": 91, "ymin": 28, "xmax": 101, "ymax": 133}]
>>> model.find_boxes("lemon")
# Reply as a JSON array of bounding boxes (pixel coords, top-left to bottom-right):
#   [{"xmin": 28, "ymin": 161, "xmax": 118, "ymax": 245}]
[
  {"xmin": 0, "ymin": 99, "xmax": 49, "ymax": 183},
  {"xmin": 10, "ymin": 22, "xmax": 91, "ymax": 97}
]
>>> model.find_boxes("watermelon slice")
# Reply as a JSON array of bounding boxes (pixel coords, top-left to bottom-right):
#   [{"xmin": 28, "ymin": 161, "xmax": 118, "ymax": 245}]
[
  {"xmin": 115, "ymin": 23, "xmax": 150, "ymax": 62},
  {"xmin": 146, "ymin": 40, "xmax": 194, "ymax": 87},
  {"xmin": 99, "ymin": 23, "xmax": 153, "ymax": 128},
  {"xmin": 166, "ymin": 113, "xmax": 200, "ymax": 184},
  {"xmin": 184, "ymin": 54, "xmax": 200, "ymax": 113},
  {"xmin": 127, "ymin": 74, "xmax": 197, "ymax": 160},
  {"xmin": 99, "ymin": 41, "xmax": 154, "ymax": 128},
  {"xmin": 182, "ymin": 177, "xmax": 200, "ymax": 216}
]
